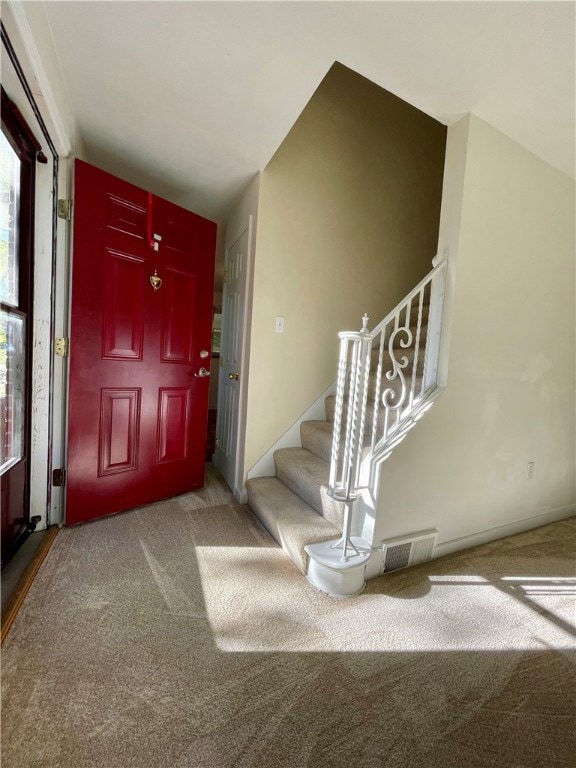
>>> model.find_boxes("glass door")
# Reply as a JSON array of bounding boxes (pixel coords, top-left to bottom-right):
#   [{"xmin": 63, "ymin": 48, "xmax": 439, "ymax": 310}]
[{"xmin": 1, "ymin": 90, "xmax": 36, "ymax": 562}]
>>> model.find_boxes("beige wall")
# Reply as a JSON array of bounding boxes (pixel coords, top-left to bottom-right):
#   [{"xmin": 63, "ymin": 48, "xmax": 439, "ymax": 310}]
[
  {"xmin": 374, "ymin": 115, "xmax": 576, "ymax": 552},
  {"xmin": 244, "ymin": 63, "xmax": 446, "ymax": 471}
]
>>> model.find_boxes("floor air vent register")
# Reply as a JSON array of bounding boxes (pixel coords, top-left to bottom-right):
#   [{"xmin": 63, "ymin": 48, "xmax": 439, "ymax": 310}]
[{"xmin": 380, "ymin": 530, "xmax": 438, "ymax": 574}]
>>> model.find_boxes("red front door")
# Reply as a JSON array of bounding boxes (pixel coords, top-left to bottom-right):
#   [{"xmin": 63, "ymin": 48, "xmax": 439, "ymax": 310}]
[{"xmin": 66, "ymin": 160, "xmax": 216, "ymax": 525}]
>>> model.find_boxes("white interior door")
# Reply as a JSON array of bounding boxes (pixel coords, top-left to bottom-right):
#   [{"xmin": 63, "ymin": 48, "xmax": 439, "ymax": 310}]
[{"xmin": 214, "ymin": 228, "xmax": 248, "ymax": 491}]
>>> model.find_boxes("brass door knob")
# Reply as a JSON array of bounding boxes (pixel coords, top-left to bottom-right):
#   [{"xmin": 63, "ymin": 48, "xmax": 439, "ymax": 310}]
[{"xmin": 228, "ymin": 372, "xmax": 240, "ymax": 381}]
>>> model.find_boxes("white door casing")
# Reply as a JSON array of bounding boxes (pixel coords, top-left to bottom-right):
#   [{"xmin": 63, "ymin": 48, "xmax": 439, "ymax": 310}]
[
  {"xmin": 1, "ymin": 10, "xmax": 73, "ymax": 530},
  {"xmin": 214, "ymin": 228, "xmax": 248, "ymax": 492}
]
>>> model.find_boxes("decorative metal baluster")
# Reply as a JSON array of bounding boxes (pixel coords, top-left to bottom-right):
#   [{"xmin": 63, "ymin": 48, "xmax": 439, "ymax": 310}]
[
  {"xmin": 419, "ymin": 289, "xmax": 431, "ymax": 399},
  {"xmin": 330, "ymin": 500, "xmax": 361, "ymax": 561},
  {"xmin": 423, "ymin": 255, "xmax": 447, "ymax": 391},
  {"xmin": 328, "ymin": 315, "xmax": 373, "ymax": 561},
  {"xmin": 329, "ymin": 335, "xmax": 350, "ymax": 492},
  {"xmin": 382, "ymin": 309, "xmax": 412, "ymax": 438},
  {"xmin": 342, "ymin": 338, "xmax": 360, "ymax": 496},
  {"xmin": 409, "ymin": 289, "xmax": 425, "ymax": 410},
  {"xmin": 351, "ymin": 315, "xmax": 371, "ymax": 494},
  {"xmin": 330, "ymin": 345, "xmax": 362, "ymax": 560},
  {"xmin": 370, "ymin": 330, "xmax": 385, "ymax": 453},
  {"xmin": 381, "ymin": 323, "xmax": 391, "ymax": 444},
  {"xmin": 384, "ymin": 314, "xmax": 399, "ymax": 437}
]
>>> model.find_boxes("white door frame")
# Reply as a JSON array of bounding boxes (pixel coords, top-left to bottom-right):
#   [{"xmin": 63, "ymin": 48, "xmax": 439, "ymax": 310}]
[
  {"xmin": 214, "ymin": 227, "xmax": 249, "ymax": 492},
  {"xmin": 214, "ymin": 174, "xmax": 259, "ymax": 502},
  {"xmin": 2, "ymin": 2, "xmax": 75, "ymax": 528},
  {"xmin": 215, "ymin": 215, "xmax": 255, "ymax": 502}
]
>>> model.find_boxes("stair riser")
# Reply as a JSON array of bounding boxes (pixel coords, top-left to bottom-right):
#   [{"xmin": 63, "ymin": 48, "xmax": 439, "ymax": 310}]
[
  {"xmin": 301, "ymin": 421, "xmax": 372, "ymax": 464},
  {"xmin": 300, "ymin": 421, "xmax": 333, "ymax": 463}
]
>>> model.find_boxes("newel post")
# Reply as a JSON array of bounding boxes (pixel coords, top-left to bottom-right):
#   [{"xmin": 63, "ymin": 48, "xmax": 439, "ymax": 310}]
[{"xmin": 327, "ymin": 313, "xmax": 373, "ymax": 561}]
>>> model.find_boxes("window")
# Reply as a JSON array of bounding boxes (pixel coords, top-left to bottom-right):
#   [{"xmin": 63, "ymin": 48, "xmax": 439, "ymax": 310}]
[
  {"xmin": 0, "ymin": 128, "xmax": 25, "ymax": 470},
  {"xmin": 1, "ymin": 85, "xmax": 42, "ymax": 557}
]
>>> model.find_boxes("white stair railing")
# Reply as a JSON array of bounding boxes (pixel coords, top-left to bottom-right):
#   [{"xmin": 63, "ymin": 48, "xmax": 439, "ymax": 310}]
[{"xmin": 329, "ymin": 256, "xmax": 447, "ymax": 514}]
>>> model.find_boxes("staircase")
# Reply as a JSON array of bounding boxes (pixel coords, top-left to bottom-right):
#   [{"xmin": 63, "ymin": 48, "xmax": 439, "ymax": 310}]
[
  {"xmin": 246, "ymin": 256, "xmax": 447, "ymax": 592},
  {"xmin": 247, "ymin": 421, "xmax": 348, "ymax": 575}
]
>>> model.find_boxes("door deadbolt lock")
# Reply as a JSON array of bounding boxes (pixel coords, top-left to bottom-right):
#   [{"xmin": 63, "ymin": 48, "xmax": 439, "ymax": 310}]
[{"xmin": 199, "ymin": 349, "xmax": 209, "ymax": 359}]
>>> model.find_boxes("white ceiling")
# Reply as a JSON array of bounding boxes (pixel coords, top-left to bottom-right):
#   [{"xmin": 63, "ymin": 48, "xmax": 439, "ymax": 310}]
[{"xmin": 41, "ymin": 1, "xmax": 575, "ymax": 225}]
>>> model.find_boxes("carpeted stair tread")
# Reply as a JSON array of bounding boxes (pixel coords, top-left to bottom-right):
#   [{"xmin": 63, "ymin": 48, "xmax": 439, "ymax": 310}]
[
  {"xmin": 324, "ymin": 394, "xmax": 339, "ymax": 423},
  {"xmin": 301, "ymin": 419, "xmax": 372, "ymax": 464},
  {"xmin": 274, "ymin": 447, "xmax": 345, "ymax": 530},
  {"xmin": 246, "ymin": 476, "xmax": 338, "ymax": 573}
]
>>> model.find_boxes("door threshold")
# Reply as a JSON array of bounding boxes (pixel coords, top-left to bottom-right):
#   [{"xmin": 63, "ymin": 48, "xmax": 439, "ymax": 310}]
[{"xmin": 1, "ymin": 526, "xmax": 59, "ymax": 644}]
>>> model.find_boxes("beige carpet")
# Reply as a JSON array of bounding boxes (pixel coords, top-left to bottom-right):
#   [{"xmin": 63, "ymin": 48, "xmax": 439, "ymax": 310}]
[{"xmin": 2, "ymin": 466, "xmax": 575, "ymax": 768}]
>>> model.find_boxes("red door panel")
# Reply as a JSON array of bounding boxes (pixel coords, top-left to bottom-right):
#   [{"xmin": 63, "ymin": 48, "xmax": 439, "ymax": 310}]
[
  {"xmin": 66, "ymin": 160, "xmax": 216, "ymax": 525},
  {"xmin": 106, "ymin": 194, "xmax": 148, "ymax": 239},
  {"xmin": 161, "ymin": 269, "xmax": 196, "ymax": 363},
  {"xmin": 157, "ymin": 388, "xmax": 191, "ymax": 463},
  {"xmin": 98, "ymin": 388, "xmax": 141, "ymax": 475},
  {"xmin": 103, "ymin": 251, "xmax": 146, "ymax": 359}
]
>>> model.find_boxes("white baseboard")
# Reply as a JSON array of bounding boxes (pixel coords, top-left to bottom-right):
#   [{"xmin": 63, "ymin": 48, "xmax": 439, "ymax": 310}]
[
  {"xmin": 235, "ymin": 487, "xmax": 248, "ymax": 504},
  {"xmin": 433, "ymin": 504, "xmax": 576, "ymax": 559},
  {"xmin": 246, "ymin": 381, "xmax": 336, "ymax": 480}
]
